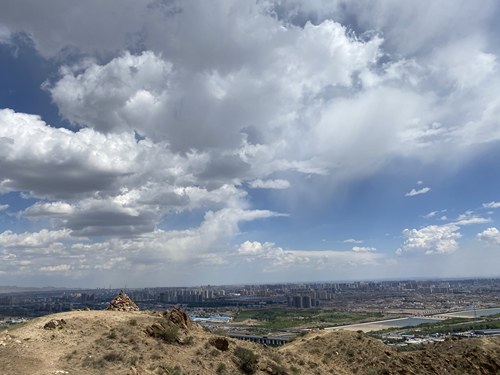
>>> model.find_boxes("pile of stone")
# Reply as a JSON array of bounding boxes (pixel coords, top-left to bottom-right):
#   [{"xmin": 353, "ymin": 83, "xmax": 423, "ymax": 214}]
[{"xmin": 106, "ymin": 290, "xmax": 139, "ymax": 311}]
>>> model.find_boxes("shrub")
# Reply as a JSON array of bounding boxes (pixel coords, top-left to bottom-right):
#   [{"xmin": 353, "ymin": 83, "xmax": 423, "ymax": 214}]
[
  {"xmin": 216, "ymin": 362, "xmax": 227, "ymax": 374},
  {"xmin": 235, "ymin": 346, "xmax": 259, "ymax": 374},
  {"xmin": 103, "ymin": 351, "xmax": 123, "ymax": 362},
  {"xmin": 364, "ymin": 367, "xmax": 389, "ymax": 375},
  {"xmin": 129, "ymin": 319, "xmax": 137, "ymax": 326},
  {"xmin": 147, "ymin": 323, "xmax": 179, "ymax": 344},
  {"xmin": 159, "ymin": 326, "xmax": 179, "ymax": 343},
  {"xmin": 166, "ymin": 365, "xmax": 183, "ymax": 375},
  {"xmin": 267, "ymin": 362, "xmax": 288, "ymax": 375}
]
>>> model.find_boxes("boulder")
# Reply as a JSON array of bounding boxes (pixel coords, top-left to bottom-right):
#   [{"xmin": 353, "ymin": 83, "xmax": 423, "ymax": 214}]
[
  {"xmin": 161, "ymin": 307, "xmax": 192, "ymax": 330},
  {"xmin": 210, "ymin": 336, "xmax": 229, "ymax": 351}
]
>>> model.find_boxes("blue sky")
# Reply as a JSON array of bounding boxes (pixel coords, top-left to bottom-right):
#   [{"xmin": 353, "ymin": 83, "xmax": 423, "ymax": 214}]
[{"xmin": 1, "ymin": 1, "xmax": 500, "ymax": 287}]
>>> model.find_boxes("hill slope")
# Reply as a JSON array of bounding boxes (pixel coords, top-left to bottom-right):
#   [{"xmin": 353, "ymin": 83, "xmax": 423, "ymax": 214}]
[{"xmin": 0, "ymin": 309, "xmax": 499, "ymax": 375}]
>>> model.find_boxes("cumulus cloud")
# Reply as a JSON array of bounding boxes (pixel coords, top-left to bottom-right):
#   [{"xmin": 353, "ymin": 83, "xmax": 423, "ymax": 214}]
[
  {"xmin": 405, "ymin": 187, "xmax": 431, "ymax": 197},
  {"xmin": 0, "ymin": 204, "xmax": 8, "ymax": 211},
  {"xmin": 477, "ymin": 227, "xmax": 500, "ymax": 245},
  {"xmin": 396, "ymin": 224, "xmax": 461, "ymax": 255},
  {"xmin": 0, "ymin": 109, "xmax": 140, "ymax": 198},
  {"xmin": 397, "ymin": 209, "xmax": 492, "ymax": 256},
  {"xmin": 0, "ymin": 229, "xmax": 72, "ymax": 249},
  {"xmin": 15, "ymin": 1, "xmax": 500, "ymax": 188},
  {"xmin": 49, "ymin": 51, "xmax": 173, "ymax": 136},
  {"xmin": 45, "ymin": 18, "xmax": 383, "ymax": 157}
]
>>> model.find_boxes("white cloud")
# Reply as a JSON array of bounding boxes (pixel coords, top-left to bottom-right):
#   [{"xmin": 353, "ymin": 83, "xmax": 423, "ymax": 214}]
[
  {"xmin": 477, "ymin": 227, "xmax": 500, "ymax": 245},
  {"xmin": 39, "ymin": 264, "xmax": 72, "ymax": 273},
  {"xmin": 49, "ymin": 51, "xmax": 173, "ymax": 136},
  {"xmin": 248, "ymin": 179, "xmax": 290, "ymax": 189},
  {"xmin": 24, "ymin": 202, "xmax": 74, "ymax": 217},
  {"xmin": 45, "ymin": 18, "xmax": 383, "ymax": 157},
  {"xmin": 398, "ymin": 209, "xmax": 491, "ymax": 256},
  {"xmin": 343, "ymin": 238, "xmax": 364, "ymax": 244},
  {"xmin": 352, "ymin": 246, "xmax": 376, "ymax": 252},
  {"xmin": 405, "ymin": 187, "xmax": 431, "ymax": 197},
  {"xmin": 454, "ymin": 217, "xmax": 491, "ymax": 226},
  {"xmin": 396, "ymin": 224, "xmax": 461, "ymax": 255},
  {"xmin": 424, "ymin": 211, "xmax": 438, "ymax": 218},
  {"xmin": 483, "ymin": 201, "xmax": 500, "ymax": 209},
  {"xmin": 430, "ymin": 36, "xmax": 497, "ymax": 91},
  {"xmin": 0, "ymin": 208, "xmax": 283, "ymax": 277},
  {"xmin": 423, "ymin": 209, "xmax": 447, "ymax": 219},
  {"xmin": 0, "ymin": 204, "xmax": 8, "ymax": 211},
  {"xmin": 453, "ymin": 210, "xmax": 491, "ymax": 226},
  {"xmin": 0, "ymin": 108, "xmax": 141, "ymax": 198},
  {"xmin": 237, "ymin": 240, "xmax": 382, "ymax": 270},
  {"xmin": 238, "ymin": 241, "xmax": 277, "ymax": 256},
  {"xmin": 0, "ymin": 229, "xmax": 72, "ymax": 249}
]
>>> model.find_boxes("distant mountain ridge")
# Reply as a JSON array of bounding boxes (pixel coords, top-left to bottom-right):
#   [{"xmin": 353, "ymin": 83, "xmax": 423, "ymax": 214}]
[{"xmin": 0, "ymin": 286, "xmax": 68, "ymax": 294}]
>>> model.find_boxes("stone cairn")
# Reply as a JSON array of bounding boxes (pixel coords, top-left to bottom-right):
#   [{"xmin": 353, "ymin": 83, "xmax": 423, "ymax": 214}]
[{"xmin": 106, "ymin": 290, "xmax": 140, "ymax": 311}]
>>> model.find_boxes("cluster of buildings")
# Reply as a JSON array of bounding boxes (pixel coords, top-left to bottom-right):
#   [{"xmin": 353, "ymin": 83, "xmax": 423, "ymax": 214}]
[
  {"xmin": 157, "ymin": 288, "xmax": 226, "ymax": 303},
  {"xmin": 287, "ymin": 295, "xmax": 318, "ymax": 308},
  {"xmin": 0, "ymin": 278, "xmax": 499, "ymax": 318}
]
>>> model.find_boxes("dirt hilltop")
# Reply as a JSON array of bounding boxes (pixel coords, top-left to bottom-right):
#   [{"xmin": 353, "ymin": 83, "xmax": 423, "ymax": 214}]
[{"xmin": 0, "ymin": 309, "xmax": 499, "ymax": 375}]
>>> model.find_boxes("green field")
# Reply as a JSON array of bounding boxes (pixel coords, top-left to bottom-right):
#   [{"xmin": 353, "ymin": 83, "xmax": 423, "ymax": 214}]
[
  {"xmin": 370, "ymin": 315, "xmax": 500, "ymax": 338},
  {"xmin": 233, "ymin": 308, "xmax": 383, "ymax": 333},
  {"xmin": 405, "ymin": 318, "xmax": 500, "ymax": 336}
]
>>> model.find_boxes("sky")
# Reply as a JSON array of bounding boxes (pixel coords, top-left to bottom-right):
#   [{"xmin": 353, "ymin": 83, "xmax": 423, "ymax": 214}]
[{"xmin": 0, "ymin": 1, "xmax": 500, "ymax": 288}]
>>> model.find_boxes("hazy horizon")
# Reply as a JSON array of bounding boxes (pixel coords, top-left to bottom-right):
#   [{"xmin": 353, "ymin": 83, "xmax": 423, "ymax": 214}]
[{"xmin": 2, "ymin": 275, "xmax": 500, "ymax": 291}]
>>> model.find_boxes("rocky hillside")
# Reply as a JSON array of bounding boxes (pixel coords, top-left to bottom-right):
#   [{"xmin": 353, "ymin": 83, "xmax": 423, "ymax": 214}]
[{"xmin": 0, "ymin": 309, "xmax": 499, "ymax": 375}]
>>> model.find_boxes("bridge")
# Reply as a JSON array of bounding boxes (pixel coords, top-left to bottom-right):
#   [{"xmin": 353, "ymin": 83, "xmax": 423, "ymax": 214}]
[{"xmin": 228, "ymin": 333, "xmax": 291, "ymax": 346}]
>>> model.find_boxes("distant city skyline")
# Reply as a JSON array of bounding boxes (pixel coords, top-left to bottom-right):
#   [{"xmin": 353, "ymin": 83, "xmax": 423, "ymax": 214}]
[{"xmin": 1, "ymin": 1, "xmax": 500, "ymax": 287}]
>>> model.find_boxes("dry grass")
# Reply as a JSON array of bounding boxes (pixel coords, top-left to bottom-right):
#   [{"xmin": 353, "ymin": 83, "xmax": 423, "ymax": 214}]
[{"xmin": 0, "ymin": 310, "xmax": 498, "ymax": 374}]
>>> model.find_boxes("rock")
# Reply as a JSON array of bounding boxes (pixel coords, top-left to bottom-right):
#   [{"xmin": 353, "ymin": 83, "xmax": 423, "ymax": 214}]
[
  {"xmin": 210, "ymin": 337, "xmax": 229, "ymax": 351},
  {"xmin": 44, "ymin": 319, "xmax": 67, "ymax": 330},
  {"xmin": 145, "ymin": 307, "xmax": 195, "ymax": 344},
  {"xmin": 161, "ymin": 307, "xmax": 192, "ymax": 330},
  {"xmin": 106, "ymin": 290, "xmax": 139, "ymax": 312}
]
